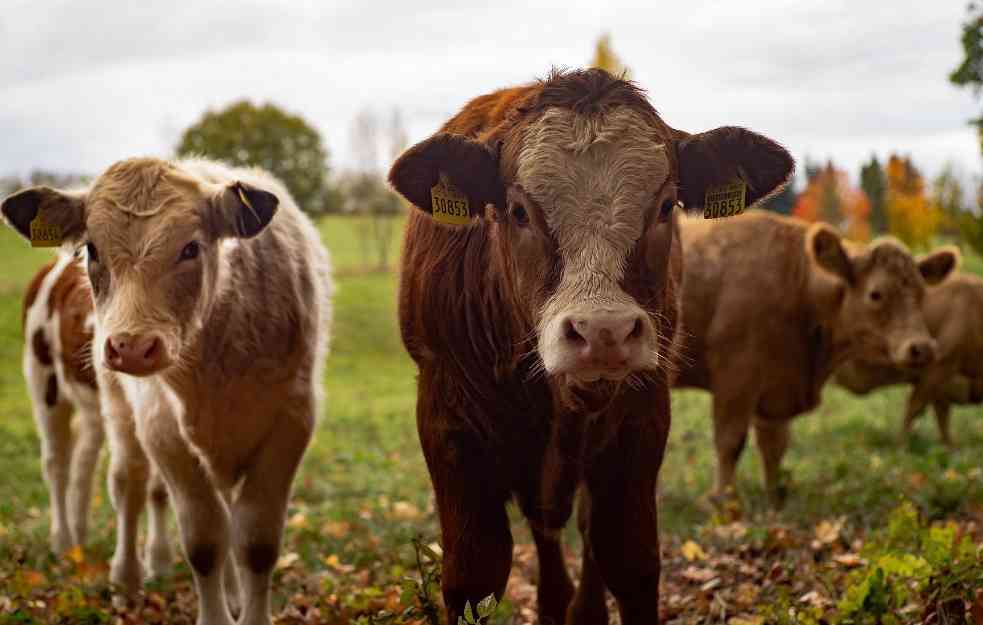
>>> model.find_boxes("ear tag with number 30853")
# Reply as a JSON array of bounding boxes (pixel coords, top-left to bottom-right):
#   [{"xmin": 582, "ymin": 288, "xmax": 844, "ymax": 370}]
[
  {"xmin": 703, "ymin": 180, "xmax": 747, "ymax": 219},
  {"xmin": 30, "ymin": 213, "xmax": 62, "ymax": 248},
  {"xmin": 430, "ymin": 174, "xmax": 471, "ymax": 226}
]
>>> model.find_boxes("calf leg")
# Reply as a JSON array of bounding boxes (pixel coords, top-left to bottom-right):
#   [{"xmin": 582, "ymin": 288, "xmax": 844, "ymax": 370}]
[
  {"xmin": 567, "ymin": 493, "xmax": 608, "ymax": 625},
  {"xmin": 932, "ymin": 401, "xmax": 954, "ymax": 449},
  {"xmin": 230, "ymin": 418, "xmax": 311, "ymax": 625},
  {"xmin": 711, "ymin": 392, "xmax": 754, "ymax": 500},
  {"xmin": 33, "ymin": 401, "xmax": 74, "ymax": 553},
  {"xmin": 754, "ymin": 419, "xmax": 791, "ymax": 508},
  {"xmin": 145, "ymin": 470, "xmax": 173, "ymax": 579},
  {"xmin": 901, "ymin": 389, "xmax": 929, "ymax": 443},
  {"xmin": 106, "ymin": 409, "xmax": 150, "ymax": 595},
  {"xmin": 68, "ymin": 405, "xmax": 104, "ymax": 548},
  {"xmin": 529, "ymin": 525, "xmax": 574, "ymax": 625}
]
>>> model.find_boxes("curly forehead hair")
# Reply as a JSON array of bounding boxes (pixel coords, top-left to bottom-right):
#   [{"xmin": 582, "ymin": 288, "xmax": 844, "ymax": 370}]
[
  {"xmin": 92, "ymin": 158, "xmax": 198, "ymax": 217},
  {"xmin": 861, "ymin": 238, "xmax": 922, "ymax": 286}
]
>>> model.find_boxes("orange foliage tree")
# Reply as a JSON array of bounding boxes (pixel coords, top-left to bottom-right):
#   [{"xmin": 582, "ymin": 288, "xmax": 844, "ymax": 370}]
[
  {"xmin": 884, "ymin": 155, "xmax": 941, "ymax": 249},
  {"xmin": 793, "ymin": 161, "xmax": 871, "ymax": 241}
]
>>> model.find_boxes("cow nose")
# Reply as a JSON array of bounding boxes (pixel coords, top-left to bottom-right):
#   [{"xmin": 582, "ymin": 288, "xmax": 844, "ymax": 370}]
[
  {"xmin": 903, "ymin": 339, "xmax": 936, "ymax": 367},
  {"xmin": 562, "ymin": 311, "xmax": 646, "ymax": 369},
  {"xmin": 104, "ymin": 333, "xmax": 164, "ymax": 375}
]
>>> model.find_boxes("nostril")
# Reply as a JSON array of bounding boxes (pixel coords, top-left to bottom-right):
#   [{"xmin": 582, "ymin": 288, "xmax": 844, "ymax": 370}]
[
  {"xmin": 564, "ymin": 318, "xmax": 586, "ymax": 344},
  {"xmin": 105, "ymin": 338, "xmax": 120, "ymax": 361},
  {"xmin": 143, "ymin": 338, "xmax": 160, "ymax": 362},
  {"xmin": 627, "ymin": 317, "xmax": 644, "ymax": 341}
]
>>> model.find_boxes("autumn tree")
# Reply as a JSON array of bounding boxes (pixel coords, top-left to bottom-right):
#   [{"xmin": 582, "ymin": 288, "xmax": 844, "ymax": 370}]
[
  {"xmin": 590, "ymin": 33, "xmax": 631, "ymax": 78},
  {"xmin": 793, "ymin": 161, "xmax": 870, "ymax": 241},
  {"xmin": 176, "ymin": 100, "xmax": 335, "ymax": 214},
  {"xmin": 859, "ymin": 156, "xmax": 888, "ymax": 234},
  {"xmin": 884, "ymin": 154, "xmax": 940, "ymax": 249}
]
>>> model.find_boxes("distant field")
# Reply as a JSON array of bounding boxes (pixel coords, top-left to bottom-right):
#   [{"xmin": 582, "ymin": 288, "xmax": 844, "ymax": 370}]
[{"xmin": 0, "ymin": 215, "xmax": 980, "ymax": 623}]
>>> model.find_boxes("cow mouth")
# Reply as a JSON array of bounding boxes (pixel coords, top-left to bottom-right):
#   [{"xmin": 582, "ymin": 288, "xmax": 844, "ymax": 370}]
[{"xmin": 568, "ymin": 368, "xmax": 632, "ymax": 384}]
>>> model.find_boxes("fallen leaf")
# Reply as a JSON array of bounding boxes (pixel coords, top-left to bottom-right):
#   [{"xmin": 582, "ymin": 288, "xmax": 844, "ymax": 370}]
[
  {"xmin": 681, "ymin": 540, "xmax": 707, "ymax": 561},
  {"xmin": 276, "ymin": 552, "xmax": 300, "ymax": 570},
  {"xmin": 323, "ymin": 554, "xmax": 355, "ymax": 573},
  {"xmin": 322, "ymin": 520, "xmax": 351, "ymax": 538},
  {"xmin": 681, "ymin": 566, "xmax": 716, "ymax": 583},
  {"xmin": 729, "ymin": 618, "xmax": 764, "ymax": 625},
  {"xmin": 392, "ymin": 501, "xmax": 420, "ymax": 520},
  {"xmin": 286, "ymin": 512, "xmax": 308, "ymax": 530},
  {"xmin": 833, "ymin": 553, "xmax": 865, "ymax": 568},
  {"xmin": 814, "ymin": 518, "xmax": 843, "ymax": 545},
  {"xmin": 65, "ymin": 544, "xmax": 84, "ymax": 564}
]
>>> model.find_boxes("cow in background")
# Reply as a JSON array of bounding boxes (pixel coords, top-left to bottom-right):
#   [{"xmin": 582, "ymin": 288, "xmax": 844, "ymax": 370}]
[
  {"xmin": 390, "ymin": 68, "xmax": 794, "ymax": 625},
  {"xmin": 836, "ymin": 260, "xmax": 980, "ymax": 447},
  {"xmin": 674, "ymin": 211, "xmax": 958, "ymax": 507},
  {"xmin": 3, "ymin": 157, "xmax": 333, "ymax": 625}
]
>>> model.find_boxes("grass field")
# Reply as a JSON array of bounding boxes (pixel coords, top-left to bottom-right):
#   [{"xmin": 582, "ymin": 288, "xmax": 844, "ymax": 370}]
[{"xmin": 0, "ymin": 215, "xmax": 981, "ymax": 624}]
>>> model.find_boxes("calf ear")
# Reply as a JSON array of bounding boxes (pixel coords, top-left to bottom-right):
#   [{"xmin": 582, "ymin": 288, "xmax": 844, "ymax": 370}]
[
  {"xmin": 1, "ymin": 187, "xmax": 86, "ymax": 243},
  {"xmin": 808, "ymin": 224, "xmax": 854, "ymax": 283},
  {"xmin": 213, "ymin": 182, "xmax": 278, "ymax": 239},
  {"xmin": 676, "ymin": 126, "xmax": 794, "ymax": 211},
  {"xmin": 917, "ymin": 246, "xmax": 960, "ymax": 285},
  {"xmin": 388, "ymin": 132, "xmax": 504, "ymax": 223}
]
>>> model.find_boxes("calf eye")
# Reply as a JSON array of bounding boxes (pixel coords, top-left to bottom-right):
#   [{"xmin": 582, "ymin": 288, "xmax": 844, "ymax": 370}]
[
  {"xmin": 869, "ymin": 290, "xmax": 883, "ymax": 303},
  {"xmin": 85, "ymin": 241, "xmax": 99, "ymax": 264},
  {"xmin": 179, "ymin": 241, "xmax": 200, "ymax": 262},
  {"xmin": 512, "ymin": 203, "xmax": 529, "ymax": 227},
  {"xmin": 659, "ymin": 199, "xmax": 676, "ymax": 222}
]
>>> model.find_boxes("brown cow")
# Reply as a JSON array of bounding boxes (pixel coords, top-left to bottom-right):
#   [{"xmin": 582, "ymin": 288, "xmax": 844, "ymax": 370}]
[
  {"xmin": 2, "ymin": 158, "xmax": 333, "ymax": 625},
  {"xmin": 674, "ymin": 210, "xmax": 958, "ymax": 506},
  {"xmin": 836, "ymin": 263, "xmax": 981, "ymax": 447},
  {"xmin": 21, "ymin": 254, "xmax": 174, "ymax": 568},
  {"xmin": 389, "ymin": 68, "xmax": 794, "ymax": 625}
]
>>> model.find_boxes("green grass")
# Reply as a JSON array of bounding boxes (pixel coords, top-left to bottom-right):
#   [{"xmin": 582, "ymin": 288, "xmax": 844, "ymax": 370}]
[{"xmin": 0, "ymin": 217, "xmax": 981, "ymax": 622}]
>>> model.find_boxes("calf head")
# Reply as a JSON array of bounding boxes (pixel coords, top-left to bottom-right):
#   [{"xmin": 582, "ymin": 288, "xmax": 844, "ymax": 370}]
[
  {"xmin": 2, "ymin": 158, "xmax": 278, "ymax": 377},
  {"xmin": 391, "ymin": 68, "xmax": 793, "ymax": 388},
  {"xmin": 808, "ymin": 227, "xmax": 958, "ymax": 369}
]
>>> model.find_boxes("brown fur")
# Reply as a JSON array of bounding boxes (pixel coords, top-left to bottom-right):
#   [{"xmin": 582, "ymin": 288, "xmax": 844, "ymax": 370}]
[
  {"xmin": 836, "ymin": 270, "xmax": 983, "ymax": 446},
  {"xmin": 392, "ymin": 68, "xmax": 789, "ymax": 625},
  {"xmin": 674, "ymin": 210, "xmax": 955, "ymax": 505}
]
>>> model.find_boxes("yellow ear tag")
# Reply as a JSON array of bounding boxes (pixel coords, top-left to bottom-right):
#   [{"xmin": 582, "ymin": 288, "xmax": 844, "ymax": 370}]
[
  {"xmin": 29, "ymin": 213, "xmax": 62, "ymax": 247},
  {"xmin": 704, "ymin": 180, "xmax": 747, "ymax": 219},
  {"xmin": 430, "ymin": 174, "xmax": 471, "ymax": 225}
]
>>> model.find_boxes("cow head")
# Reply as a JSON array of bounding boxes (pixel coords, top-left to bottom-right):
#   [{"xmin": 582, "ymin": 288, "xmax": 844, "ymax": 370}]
[
  {"xmin": 808, "ymin": 227, "xmax": 958, "ymax": 369},
  {"xmin": 2, "ymin": 158, "xmax": 278, "ymax": 377},
  {"xmin": 391, "ymin": 68, "xmax": 793, "ymax": 386}
]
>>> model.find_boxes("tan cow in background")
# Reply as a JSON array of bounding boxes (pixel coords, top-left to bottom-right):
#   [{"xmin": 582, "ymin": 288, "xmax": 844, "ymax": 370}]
[
  {"xmin": 2, "ymin": 158, "xmax": 333, "ymax": 625},
  {"xmin": 674, "ymin": 210, "xmax": 958, "ymax": 506},
  {"xmin": 836, "ymin": 264, "xmax": 982, "ymax": 447}
]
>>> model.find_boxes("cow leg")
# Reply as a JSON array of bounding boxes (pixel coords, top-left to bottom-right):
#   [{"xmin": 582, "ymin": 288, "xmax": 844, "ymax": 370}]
[
  {"xmin": 32, "ymin": 400, "xmax": 74, "ymax": 553},
  {"xmin": 567, "ymin": 492, "xmax": 609, "ymax": 625},
  {"xmin": 932, "ymin": 401, "xmax": 954, "ymax": 449},
  {"xmin": 145, "ymin": 470, "xmax": 173, "ymax": 579},
  {"xmin": 68, "ymin": 404, "xmax": 104, "ymax": 548},
  {"xmin": 711, "ymin": 392, "xmax": 754, "ymax": 501},
  {"xmin": 106, "ymin": 409, "xmax": 150, "ymax": 596},
  {"xmin": 528, "ymin": 525, "xmax": 574, "ymax": 625},
  {"xmin": 230, "ymin": 419, "xmax": 310, "ymax": 625},
  {"xmin": 901, "ymin": 389, "xmax": 929, "ymax": 443},
  {"xmin": 754, "ymin": 419, "xmax": 791, "ymax": 508}
]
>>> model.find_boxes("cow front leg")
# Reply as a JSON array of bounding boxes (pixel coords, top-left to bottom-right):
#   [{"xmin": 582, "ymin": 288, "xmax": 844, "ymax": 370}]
[
  {"xmin": 145, "ymin": 470, "xmax": 173, "ymax": 579},
  {"xmin": 106, "ymin": 409, "xmax": 150, "ymax": 596},
  {"xmin": 68, "ymin": 405, "xmax": 104, "ymax": 548},
  {"xmin": 753, "ymin": 419, "xmax": 791, "ymax": 508},
  {"xmin": 901, "ymin": 389, "xmax": 929, "ymax": 444},
  {"xmin": 230, "ymin": 417, "xmax": 311, "ymax": 625},
  {"xmin": 567, "ymin": 492, "xmax": 609, "ymax": 625},
  {"xmin": 932, "ymin": 401, "xmax": 954, "ymax": 449}
]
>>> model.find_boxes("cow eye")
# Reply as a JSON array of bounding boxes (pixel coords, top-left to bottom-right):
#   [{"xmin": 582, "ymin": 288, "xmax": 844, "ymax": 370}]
[
  {"xmin": 179, "ymin": 241, "xmax": 200, "ymax": 262},
  {"xmin": 512, "ymin": 203, "xmax": 529, "ymax": 227},
  {"xmin": 85, "ymin": 241, "xmax": 99, "ymax": 264},
  {"xmin": 659, "ymin": 198, "xmax": 676, "ymax": 222},
  {"xmin": 869, "ymin": 290, "xmax": 883, "ymax": 303}
]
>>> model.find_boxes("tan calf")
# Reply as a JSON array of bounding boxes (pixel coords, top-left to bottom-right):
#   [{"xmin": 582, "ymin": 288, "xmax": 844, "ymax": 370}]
[
  {"xmin": 674, "ymin": 210, "xmax": 958, "ymax": 505},
  {"xmin": 836, "ymin": 265, "xmax": 982, "ymax": 447},
  {"xmin": 2, "ymin": 158, "xmax": 333, "ymax": 625},
  {"xmin": 20, "ymin": 254, "xmax": 173, "ymax": 571}
]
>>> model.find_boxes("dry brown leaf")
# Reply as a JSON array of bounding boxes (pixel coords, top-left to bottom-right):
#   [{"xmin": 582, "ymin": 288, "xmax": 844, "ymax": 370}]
[{"xmin": 681, "ymin": 565, "xmax": 717, "ymax": 583}]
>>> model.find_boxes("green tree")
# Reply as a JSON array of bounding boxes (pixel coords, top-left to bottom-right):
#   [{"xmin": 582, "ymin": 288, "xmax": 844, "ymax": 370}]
[
  {"xmin": 176, "ymin": 100, "xmax": 333, "ymax": 214},
  {"xmin": 860, "ymin": 156, "xmax": 888, "ymax": 234},
  {"xmin": 932, "ymin": 163, "xmax": 966, "ymax": 237},
  {"xmin": 761, "ymin": 177, "xmax": 796, "ymax": 214},
  {"xmin": 950, "ymin": 2, "xmax": 983, "ymax": 151},
  {"xmin": 590, "ymin": 33, "xmax": 631, "ymax": 78}
]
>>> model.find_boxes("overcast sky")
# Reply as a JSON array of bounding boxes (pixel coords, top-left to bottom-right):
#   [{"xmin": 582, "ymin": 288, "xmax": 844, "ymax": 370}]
[{"xmin": 2, "ymin": 0, "xmax": 979, "ymax": 190}]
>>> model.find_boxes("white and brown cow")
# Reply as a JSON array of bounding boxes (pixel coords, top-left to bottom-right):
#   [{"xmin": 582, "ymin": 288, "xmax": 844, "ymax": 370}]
[
  {"xmin": 21, "ymin": 253, "xmax": 173, "ymax": 568},
  {"xmin": 3, "ymin": 157, "xmax": 333, "ymax": 625}
]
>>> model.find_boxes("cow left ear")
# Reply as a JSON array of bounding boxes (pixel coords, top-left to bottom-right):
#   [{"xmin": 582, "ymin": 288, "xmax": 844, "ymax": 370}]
[
  {"xmin": 1, "ymin": 186, "xmax": 87, "ymax": 244},
  {"xmin": 213, "ymin": 182, "xmax": 278, "ymax": 239},
  {"xmin": 917, "ymin": 246, "xmax": 960, "ymax": 285},
  {"xmin": 676, "ymin": 126, "xmax": 794, "ymax": 211}
]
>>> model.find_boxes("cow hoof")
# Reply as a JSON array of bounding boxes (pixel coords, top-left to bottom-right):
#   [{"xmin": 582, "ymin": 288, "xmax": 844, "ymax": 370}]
[
  {"xmin": 145, "ymin": 546, "xmax": 172, "ymax": 580},
  {"xmin": 708, "ymin": 491, "xmax": 743, "ymax": 521},
  {"xmin": 110, "ymin": 555, "xmax": 143, "ymax": 596},
  {"xmin": 50, "ymin": 530, "xmax": 73, "ymax": 555}
]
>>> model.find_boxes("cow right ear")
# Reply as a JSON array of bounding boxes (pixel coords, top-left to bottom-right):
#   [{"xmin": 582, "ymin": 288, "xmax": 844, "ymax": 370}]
[
  {"xmin": 388, "ymin": 132, "xmax": 505, "ymax": 223},
  {"xmin": 1, "ymin": 186, "xmax": 87, "ymax": 244},
  {"xmin": 808, "ymin": 223, "xmax": 854, "ymax": 284}
]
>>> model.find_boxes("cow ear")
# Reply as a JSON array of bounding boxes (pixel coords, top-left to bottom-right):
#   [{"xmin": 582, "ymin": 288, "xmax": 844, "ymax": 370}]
[
  {"xmin": 917, "ymin": 246, "xmax": 960, "ymax": 285},
  {"xmin": 388, "ymin": 132, "xmax": 504, "ymax": 223},
  {"xmin": 808, "ymin": 223, "xmax": 854, "ymax": 283},
  {"xmin": 1, "ymin": 186, "xmax": 86, "ymax": 244},
  {"xmin": 676, "ymin": 126, "xmax": 794, "ymax": 211},
  {"xmin": 213, "ymin": 182, "xmax": 278, "ymax": 239}
]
